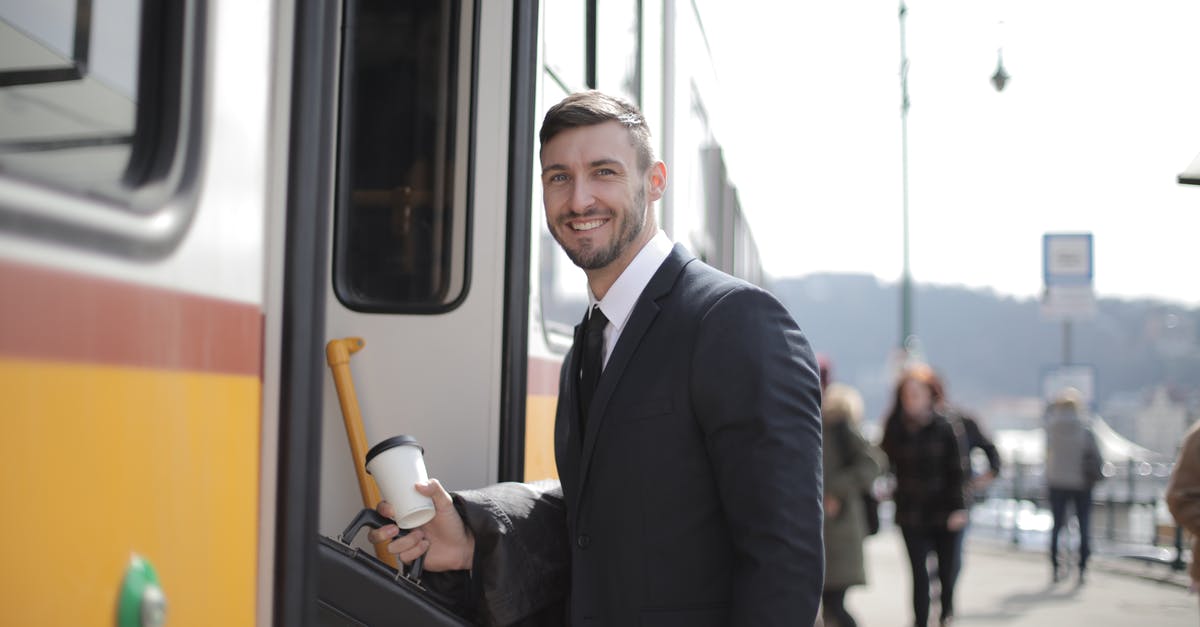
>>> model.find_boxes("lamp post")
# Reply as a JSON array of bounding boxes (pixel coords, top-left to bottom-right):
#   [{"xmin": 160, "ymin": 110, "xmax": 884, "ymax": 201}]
[
  {"xmin": 898, "ymin": 1, "xmax": 913, "ymax": 354},
  {"xmin": 992, "ymin": 20, "xmax": 1010, "ymax": 93},
  {"xmin": 897, "ymin": 3, "xmax": 1008, "ymax": 356}
]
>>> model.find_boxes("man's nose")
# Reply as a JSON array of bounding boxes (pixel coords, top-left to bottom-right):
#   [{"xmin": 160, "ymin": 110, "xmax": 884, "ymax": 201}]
[{"xmin": 569, "ymin": 179, "xmax": 594, "ymax": 213}]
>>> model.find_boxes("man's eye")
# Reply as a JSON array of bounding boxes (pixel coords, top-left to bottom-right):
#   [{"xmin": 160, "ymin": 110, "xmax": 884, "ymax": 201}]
[
  {"xmin": 596, "ymin": 168, "xmax": 615, "ymax": 176},
  {"xmin": 548, "ymin": 173, "xmax": 567, "ymax": 183}
]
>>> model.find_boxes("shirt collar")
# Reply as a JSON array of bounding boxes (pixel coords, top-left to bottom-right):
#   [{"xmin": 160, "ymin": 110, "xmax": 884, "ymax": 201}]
[{"xmin": 588, "ymin": 230, "xmax": 673, "ymax": 334}]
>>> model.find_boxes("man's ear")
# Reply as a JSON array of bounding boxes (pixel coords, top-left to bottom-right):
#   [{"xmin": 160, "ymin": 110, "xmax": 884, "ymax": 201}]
[{"xmin": 646, "ymin": 161, "xmax": 668, "ymax": 202}]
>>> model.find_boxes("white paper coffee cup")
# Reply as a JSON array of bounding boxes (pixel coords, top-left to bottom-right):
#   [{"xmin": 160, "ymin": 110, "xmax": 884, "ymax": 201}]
[{"xmin": 365, "ymin": 435, "xmax": 436, "ymax": 529}]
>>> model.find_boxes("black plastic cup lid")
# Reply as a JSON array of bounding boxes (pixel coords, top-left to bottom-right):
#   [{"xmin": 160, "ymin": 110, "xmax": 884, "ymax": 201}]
[{"xmin": 365, "ymin": 435, "xmax": 424, "ymax": 469}]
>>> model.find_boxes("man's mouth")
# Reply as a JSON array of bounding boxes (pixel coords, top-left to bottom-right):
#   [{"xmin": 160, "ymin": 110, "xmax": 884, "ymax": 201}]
[{"xmin": 570, "ymin": 218, "xmax": 608, "ymax": 232}]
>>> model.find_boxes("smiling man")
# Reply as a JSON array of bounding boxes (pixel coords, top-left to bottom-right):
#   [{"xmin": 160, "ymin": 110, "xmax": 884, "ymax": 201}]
[{"xmin": 370, "ymin": 91, "xmax": 824, "ymax": 626}]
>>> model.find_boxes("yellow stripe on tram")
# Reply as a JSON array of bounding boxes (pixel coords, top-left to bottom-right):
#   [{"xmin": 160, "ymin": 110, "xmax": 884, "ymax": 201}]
[
  {"xmin": 0, "ymin": 358, "xmax": 260, "ymax": 626},
  {"xmin": 524, "ymin": 394, "xmax": 560, "ymax": 482}
]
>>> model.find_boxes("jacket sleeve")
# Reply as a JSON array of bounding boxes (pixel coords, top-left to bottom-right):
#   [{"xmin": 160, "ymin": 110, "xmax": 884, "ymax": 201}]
[
  {"xmin": 451, "ymin": 481, "xmax": 570, "ymax": 627},
  {"xmin": 690, "ymin": 286, "xmax": 824, "ymax": 626},
  {"xmin": 964, "ymin": 416, "xmax": 1002, "ymax": 477},
  {"xmin": 942, "ymin": 423, "xmax": 966, "ymax": 513}
]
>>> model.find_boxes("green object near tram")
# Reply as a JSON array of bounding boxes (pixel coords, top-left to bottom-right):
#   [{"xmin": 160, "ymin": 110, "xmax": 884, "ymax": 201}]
[{"xmin": 117, "ymin": 554, "xmax": 166, "ymax": 627}]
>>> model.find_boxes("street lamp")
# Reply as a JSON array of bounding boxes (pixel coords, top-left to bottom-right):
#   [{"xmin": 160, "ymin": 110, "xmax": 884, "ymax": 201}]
[
  {"xmin": 898, "ymin": 1, "xmax": 913, "ymax": 354},
  {"xmin": 992, "ymin": 53, "xmax": 1010, "ymax": 92},
  {"xmin": 897, "ymin": 2, "xmax": 1009, "ymax": 355}
]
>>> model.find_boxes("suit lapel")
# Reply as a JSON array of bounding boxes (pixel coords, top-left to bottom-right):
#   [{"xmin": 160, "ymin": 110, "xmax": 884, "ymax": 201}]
[{"xmin": 573, "ymin": 245, "xmax": 694, "ymax": 521}]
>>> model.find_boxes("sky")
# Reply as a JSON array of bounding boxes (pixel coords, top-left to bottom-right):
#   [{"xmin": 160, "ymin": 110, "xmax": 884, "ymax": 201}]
[{"xmin": 697, "ymin": 0, "xmax": 1200, "ymax": 306}]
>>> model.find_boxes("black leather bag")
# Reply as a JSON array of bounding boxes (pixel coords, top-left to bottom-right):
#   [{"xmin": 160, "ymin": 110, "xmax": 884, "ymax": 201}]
[
  {"xmin": 1083, "ymin": 430, "xmax": 1105, "ymax": 486},
  {"xmin": 316, "ymin": 508, "xmax": 474, "ymax": 626}
]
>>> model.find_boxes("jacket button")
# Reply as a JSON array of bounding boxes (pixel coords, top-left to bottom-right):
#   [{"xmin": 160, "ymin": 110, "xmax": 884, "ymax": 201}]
[{"xmin": 577, "ymin": 534, "xmax": 591, "ymax": 549}]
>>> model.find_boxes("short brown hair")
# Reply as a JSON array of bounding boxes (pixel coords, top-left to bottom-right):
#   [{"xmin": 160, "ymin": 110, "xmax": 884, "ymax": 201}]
[{"xmin": 539, "ymin": 90, "xmax": 655, "ymax": 171}]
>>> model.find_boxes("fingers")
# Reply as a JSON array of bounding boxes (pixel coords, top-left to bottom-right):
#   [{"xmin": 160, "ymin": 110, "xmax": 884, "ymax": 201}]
[
  {"xmin": 366, "ymin": 500, "xmax": 401, "ymax": 544},
  {"xmin": 365, "ymin": 522, "xmax": 399, "ymax": 545},
  {"xmin": 416, "ymin": 478, "xmax": 455, "ymax": 512},
  {"xmin": 396, "ymin": 536, "xmax": 431, "ymax": 565},
  {"xmin": 365, "ymin": 524, "xmax": 431, "ymax": 566},
  {"xmin": 386, "ymin": 528, "xmax": 429, "ymax": 564},
  {"xmin": 375, "ymin": 500, "xmax": 397, "ymax": 520}
]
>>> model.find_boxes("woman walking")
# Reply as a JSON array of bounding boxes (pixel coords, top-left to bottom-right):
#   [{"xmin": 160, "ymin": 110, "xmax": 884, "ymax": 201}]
[
  {"xmin": 821, "ymin": 383, "xmax": 881, "ymax": 627},
  {"xmin": 880, "ymin": 365, "xmax": 967, "ymax": 627}
]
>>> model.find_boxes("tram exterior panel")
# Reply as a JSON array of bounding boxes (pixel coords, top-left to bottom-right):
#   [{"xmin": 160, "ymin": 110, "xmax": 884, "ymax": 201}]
[{"xmin": 0, "ymin": 1, "xmax": 763, "ymax": 623}]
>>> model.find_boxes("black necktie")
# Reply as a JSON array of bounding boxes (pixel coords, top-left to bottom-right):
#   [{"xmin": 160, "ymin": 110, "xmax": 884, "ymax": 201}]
[{"xmin": 579, "ymin": 305, "xmax": 608, "ymax": 431}]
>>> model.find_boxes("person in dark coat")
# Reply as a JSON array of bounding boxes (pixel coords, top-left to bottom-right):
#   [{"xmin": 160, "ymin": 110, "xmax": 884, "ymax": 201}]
[
  {"xmin": 880, "ymin": 364, "xmax": 967, "ymax": 627},
  {"xmin": 369, "ymin": 90, "xmax": 824, "ymax": 626},
  {"xmin": 821, "ymin": 382, "xmax": 881, "ymax": 627}
]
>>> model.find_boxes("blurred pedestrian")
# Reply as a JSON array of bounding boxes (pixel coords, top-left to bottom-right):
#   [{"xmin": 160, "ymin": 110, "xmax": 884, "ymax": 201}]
[
  {"xmin": 928, "ymin": 371, "xmax": 1001, "ymax": 575},
  {"xmin": 818, "ymin": 353, "xmax": 834, "ymax": 393},
  {"xmin": 1166, "ymin": 420, "xmax": 1200, "ymax": 606},
  {"xmin": 880, "ymin": 365, "xmax": 967, "ymax": 627},
  {"xmin": 821, "ymin": 382, "xmax": 882, "ymax": 627},
  {"xmin": 1043, "ymin": 387, "xmax": 1103, "ymax": 584}
]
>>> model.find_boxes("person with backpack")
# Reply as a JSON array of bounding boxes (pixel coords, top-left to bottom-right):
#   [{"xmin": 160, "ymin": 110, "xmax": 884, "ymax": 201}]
[
  {"xmin": 1044, "ymin": 388, "xmax": 1104, "ymax": 584},
  {"xmin": 821, "ymin": 382, "xmax": 882, "ymax": 627}
]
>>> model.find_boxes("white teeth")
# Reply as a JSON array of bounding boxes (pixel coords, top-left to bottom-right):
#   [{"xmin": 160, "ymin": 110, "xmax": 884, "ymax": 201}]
[{"xmin": 572, "ymin": 219, "xmax": 606, "ymax": 231}]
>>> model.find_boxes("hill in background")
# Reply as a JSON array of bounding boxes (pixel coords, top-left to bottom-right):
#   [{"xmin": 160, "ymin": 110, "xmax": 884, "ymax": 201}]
[{"xmin": 770, "ymin": 273, "xmax": 1200, "ymax": 449}]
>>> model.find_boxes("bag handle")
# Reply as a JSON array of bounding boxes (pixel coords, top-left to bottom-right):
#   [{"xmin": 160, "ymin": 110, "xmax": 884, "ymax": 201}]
[{"xmin": 340, "ymin": 508, "xmax": 427, "ymax": 583}]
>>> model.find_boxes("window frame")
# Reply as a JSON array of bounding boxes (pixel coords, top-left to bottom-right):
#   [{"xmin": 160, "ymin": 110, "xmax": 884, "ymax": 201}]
[
  {"xmin": 0, "ymin": 0, "xmax": 207, "ymax": 259},
  {"xmin": 329, "ymin": 0, "xmax": 477, "ymax": 315},
  {"xmin": 0, "ymin": 0, "xmax": 91, "ymax": 88}
]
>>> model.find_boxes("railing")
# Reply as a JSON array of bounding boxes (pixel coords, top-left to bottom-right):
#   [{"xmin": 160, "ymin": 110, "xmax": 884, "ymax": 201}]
[{"xmin": 969, "ymin": 458, "xmax": 1188, "ymax": 572}]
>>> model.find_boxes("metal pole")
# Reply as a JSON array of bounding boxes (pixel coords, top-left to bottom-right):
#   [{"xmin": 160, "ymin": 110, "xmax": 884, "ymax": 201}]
[
  {"xmin": 1173, "ymin": 524, "xmax": 1186, "ymax": 571},
  {"xmin": 1106, "ymin": 492, "xmax": 1116, "ymax": 542},
  {"xmin": 899, "ymin": 1, "xmax": 913, "ymax": 351},
  {"xmin": 1062, "ymin": 319, "xmax": 1072, "ymax": 365},
  {"xmin": 1012, "ymin": 459, "xmax": 1023, "ymax": 546}
]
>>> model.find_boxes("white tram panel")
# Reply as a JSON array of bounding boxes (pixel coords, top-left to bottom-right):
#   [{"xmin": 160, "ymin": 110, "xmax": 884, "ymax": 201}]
[
  {"xmin": 317, "ymin": 0, "xmax": 514, "ymax": 540},
  {"xmin": 0, "ymin": 1, "xmax": 273, "ymax": 308}
]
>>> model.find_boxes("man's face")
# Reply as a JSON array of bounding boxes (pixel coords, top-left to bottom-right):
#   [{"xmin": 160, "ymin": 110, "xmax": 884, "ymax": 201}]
[{"xmin": 540, "ymin": 121, "xmax": 658, "ymax": 271}]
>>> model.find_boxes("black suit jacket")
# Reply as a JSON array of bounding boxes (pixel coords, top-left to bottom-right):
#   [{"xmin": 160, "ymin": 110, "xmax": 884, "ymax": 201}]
[{"xmin": 457, "ymin": 245, "xmax": 823, "ymax": 626}]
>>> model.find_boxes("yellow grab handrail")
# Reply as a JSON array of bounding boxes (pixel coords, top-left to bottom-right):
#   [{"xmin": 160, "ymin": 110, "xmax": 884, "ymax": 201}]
[{"xmin": 325, "ymin": 337, "xmax": 397, "ymax": 567}]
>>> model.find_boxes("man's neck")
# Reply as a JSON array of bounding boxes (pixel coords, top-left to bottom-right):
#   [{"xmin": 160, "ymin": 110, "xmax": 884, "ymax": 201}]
[{"xmin": 585, "ymin": 228, "xmax": 655, "ymax": 300}]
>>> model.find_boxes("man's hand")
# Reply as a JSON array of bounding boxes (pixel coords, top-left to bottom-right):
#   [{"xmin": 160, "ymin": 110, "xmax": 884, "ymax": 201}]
[
  {"xmin": 971, "ymin": 471, "xmax": 996, "ymax": 493},
  {"xmin": 365, "ymin": 478, "xmax": 475, "ymax": 571},
  {"xmin": 823, "ymin": 496, "xmax": 842, "ymax": 518},
  {"xmin": 947, "ymin": 509, "xmax": 969, "ymax": 532}
]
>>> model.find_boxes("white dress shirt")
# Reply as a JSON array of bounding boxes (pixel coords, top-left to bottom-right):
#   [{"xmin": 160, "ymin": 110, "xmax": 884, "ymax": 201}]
[{"xmin": 587, "ymin": 230, "xmax": 673, "ymax": 369}]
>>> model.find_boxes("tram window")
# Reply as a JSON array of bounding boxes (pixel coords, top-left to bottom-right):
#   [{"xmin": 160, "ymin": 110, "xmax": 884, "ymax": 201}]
[
  {"xmin": 333, "ymin": 0, "xmax": 470, "ymax": 312},
  {"xmin": 0, "ymin": 1, "xmax": 201, "ymax": 258},
  {"xmin": 543, "ymin": 0, "xmax": 587, "ymax": 92},
  {"xmin": 0, "ymin": 0, "xmax": 143, "ymax": 195},
  {"xmin": 596, "ymin": 0, "xmax": 641, "ymax": 105}
]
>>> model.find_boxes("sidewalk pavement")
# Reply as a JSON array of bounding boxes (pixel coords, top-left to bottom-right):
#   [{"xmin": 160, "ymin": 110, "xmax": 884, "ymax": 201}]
[{"xmin": 842, "ymin": 528, "xmax": 1198, "ymax": 626}]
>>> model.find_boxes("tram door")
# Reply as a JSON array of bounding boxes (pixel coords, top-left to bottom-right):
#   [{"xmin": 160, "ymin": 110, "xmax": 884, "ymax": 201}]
[{"xmin": 314, "ymin": 0, "xmax": 531, "ymax": 543}]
